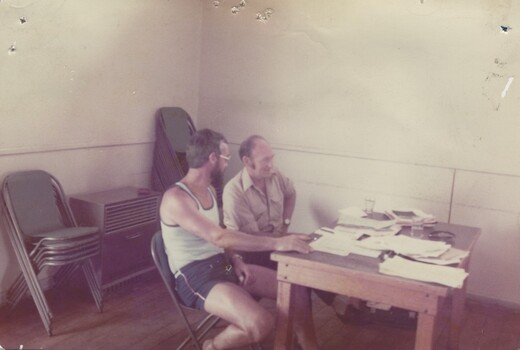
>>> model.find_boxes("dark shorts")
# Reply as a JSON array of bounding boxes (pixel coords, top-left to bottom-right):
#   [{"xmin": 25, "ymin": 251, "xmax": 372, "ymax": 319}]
[{"xmin": 176, "ymin": 253, "xmax": 239, "ymax": 310}]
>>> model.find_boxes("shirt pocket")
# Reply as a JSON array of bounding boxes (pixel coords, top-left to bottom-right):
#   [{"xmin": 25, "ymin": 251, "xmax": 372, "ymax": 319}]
[{"xmin": 268, "ymin": 191, "xmax": 283, "ymax": 224}]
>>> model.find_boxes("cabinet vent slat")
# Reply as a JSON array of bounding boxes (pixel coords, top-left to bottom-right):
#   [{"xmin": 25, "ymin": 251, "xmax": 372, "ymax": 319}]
[{"xmin": 104, "ymin": 197, "xmax": 159, "ymax": 234}]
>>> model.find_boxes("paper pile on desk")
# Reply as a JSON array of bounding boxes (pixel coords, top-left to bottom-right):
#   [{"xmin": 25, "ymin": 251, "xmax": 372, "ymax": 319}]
[
  {"xmin": 385, "ymin": 208, "xmax": 437, "ymax": 226},
  {"xmin": 412, "ymin": 247, "xmax": 469, "ymax": 266},
  {"xmin": 355, "ymin": 235, "xmax": 450, "ymax": 258},
  {"xmin": 310, "ymin": 227, "xmax": 380, "ymax": 258},
  {"xmin": 337, "ymin": 207, "xmax": 396, "ymax": 230},
  {"xmin": 379, "ymin": 256, "xmax": 468, "ymax": 288},
  {"xmin": 334, "ymin": 224, "xmax": 401, "ymax": 238}
]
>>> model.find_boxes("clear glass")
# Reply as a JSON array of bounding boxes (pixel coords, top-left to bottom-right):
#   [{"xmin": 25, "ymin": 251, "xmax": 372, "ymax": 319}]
[
  {"xmin": 364, "ymin": 197, "xmax": 375, "ymax": 215},
  {"xmin": 410, "ymin": 224, "xmax": 424, "ymax": 238}
]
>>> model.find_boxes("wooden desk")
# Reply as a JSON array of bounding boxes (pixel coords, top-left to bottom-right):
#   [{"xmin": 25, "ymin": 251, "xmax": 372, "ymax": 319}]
[{"xmin": 272, "ymin": 222, "xmax": 480, "ymax": 350}]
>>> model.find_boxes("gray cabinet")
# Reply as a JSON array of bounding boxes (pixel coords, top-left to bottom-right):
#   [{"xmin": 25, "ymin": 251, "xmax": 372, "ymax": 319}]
[{"xmin": 69, "ymin": 187, "xmax": 161, "ymax": 289}]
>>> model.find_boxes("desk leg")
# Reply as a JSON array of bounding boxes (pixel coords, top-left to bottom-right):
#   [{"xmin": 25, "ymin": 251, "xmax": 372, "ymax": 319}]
[
  {"xmin": 274, "ymin": 280, "xmax": 294, "ymax": 350},
  {"xmin": 415, "ymin": 312, "xmax": 436, "ymax": 350},
  {"xmin": 448, "ymin": 286, "xmax": 466, "ymax": 350}
]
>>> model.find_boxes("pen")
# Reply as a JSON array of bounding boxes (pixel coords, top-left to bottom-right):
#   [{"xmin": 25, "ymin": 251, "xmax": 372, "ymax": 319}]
[{"xmin": 320, "ymin": 227, "xmax": 334, "ymax": 234}]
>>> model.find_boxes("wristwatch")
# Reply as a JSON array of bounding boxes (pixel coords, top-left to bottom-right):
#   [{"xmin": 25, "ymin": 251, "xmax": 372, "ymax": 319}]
[{"xmin": 283, "ymin": 218, "xmax": 291, "ymax": 225}]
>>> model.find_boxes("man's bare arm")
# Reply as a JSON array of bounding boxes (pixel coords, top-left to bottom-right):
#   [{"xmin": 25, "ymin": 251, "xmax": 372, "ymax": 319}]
[{"xmin": 161, "ymin": 188, "xmax": 311, "ymax": 254}]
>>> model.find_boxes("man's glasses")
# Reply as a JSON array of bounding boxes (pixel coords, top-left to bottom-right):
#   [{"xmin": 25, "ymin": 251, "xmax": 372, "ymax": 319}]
[{"xmin": 219, "ymin": 154, "xmax": 231, "ymax": 161}]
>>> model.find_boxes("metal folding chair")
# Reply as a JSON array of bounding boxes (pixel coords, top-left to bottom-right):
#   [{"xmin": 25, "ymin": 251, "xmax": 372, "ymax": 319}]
[
  {"xmin": 150, "ymin": 231, "xmax": 262, "ymax": 350},
  {"xmin": 151, "ymin": 107, "xmax": 196, "ymax": 193},
  {"xmin": 1, "ymin": 170, "xmax": 103, "ymax": 336},
  {"xmin": 151, "ymin": 231, "xmax": 220, "ymax": 350},
  {"xmin": 151, "ymin": 107, "xmax": 223, "ymax": 207}
]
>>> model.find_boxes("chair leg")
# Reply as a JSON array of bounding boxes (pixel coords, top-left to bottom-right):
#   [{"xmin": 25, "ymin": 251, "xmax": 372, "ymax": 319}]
[
  {"xmin": 6, "ymin": 273, "xmax": 29, "ymax": 311},
  {"xmin": 53, "ymin": 264, "xmax": 78, "ymax": 288},
  {"xmin": 177, "ymin": 314, "xmax": 220, "ymax": 350},
  {"xmin": 13, "ymin": 258, "xmax": 53, "ymax": 335},
  {"xmin": 3, "ymin": 217, "xmax": 53, "ymax": 334},
  {"xmin": 82, "ymin": 260, "xmax": 103, "ymax": 312}
]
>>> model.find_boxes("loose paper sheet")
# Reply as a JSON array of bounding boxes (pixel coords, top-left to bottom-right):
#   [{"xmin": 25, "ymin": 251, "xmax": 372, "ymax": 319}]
[
  {"xmin": 310, "ymin": 229, "xmax": 380, "ymax": 258},
  {"xmin": 379, "ymin": 256, "xmax": 468, "ymax": 288}
]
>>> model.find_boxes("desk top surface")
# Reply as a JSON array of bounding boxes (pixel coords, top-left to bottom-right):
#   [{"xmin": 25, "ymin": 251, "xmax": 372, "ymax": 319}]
[{"xmin": 272, "ymin": 221, "xmax": 481, "ymax": 278}]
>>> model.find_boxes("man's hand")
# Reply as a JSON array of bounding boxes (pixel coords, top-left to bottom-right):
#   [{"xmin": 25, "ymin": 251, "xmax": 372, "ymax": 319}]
[
  {"xmin": 274, "ymin": 234, "xmax": 313, "ymax": 254},
  {"xmin": 232, "ymin": 258, "xmax": 256, "ymax": 286}
]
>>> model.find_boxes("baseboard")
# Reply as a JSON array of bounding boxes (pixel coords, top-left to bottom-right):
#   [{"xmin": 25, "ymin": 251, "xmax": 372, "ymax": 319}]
[{"xmin": 466, "ymin": 292, "xmax": 520, "ymax": 311}]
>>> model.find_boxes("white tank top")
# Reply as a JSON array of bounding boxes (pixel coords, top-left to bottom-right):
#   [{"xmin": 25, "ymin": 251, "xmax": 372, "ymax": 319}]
[{"xmin": 161, "ymin": 182, "xmax": 223, "ymax": 274}]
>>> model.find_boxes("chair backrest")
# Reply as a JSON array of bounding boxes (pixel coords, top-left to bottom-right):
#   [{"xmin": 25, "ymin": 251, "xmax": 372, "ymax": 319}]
[
  {"xmin": 152, "ymin": 107, "xmax": 196, "ymax": 193},
  {"xmin": 3, "ymin": 170, "xmax": 73, "ymax": 237},
  {"xmin": 150, "ymin": 231, "xmax": 180, "ymax": 303},
  {"xmin": 151, "ymin": 231, "xmax": 224, "ymax": 350},
  {"xmin": 159, "ymin": 107, "xmax": 196, "ymax": 154}
]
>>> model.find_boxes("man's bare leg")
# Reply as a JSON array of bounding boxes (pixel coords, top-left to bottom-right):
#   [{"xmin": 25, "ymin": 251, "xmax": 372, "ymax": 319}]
[
  {"xmin": 203, "ymin": 266, "xmax": 320, "ymax": 350},
  {"xmin": 203, "ymin": 281, "xmax": 274, "ymax": 349}
]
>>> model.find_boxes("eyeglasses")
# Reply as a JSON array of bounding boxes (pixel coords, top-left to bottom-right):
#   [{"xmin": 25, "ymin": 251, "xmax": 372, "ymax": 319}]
[{"xmin": 219, "ymin": 154, "xmax": 231, "ymax": 161}]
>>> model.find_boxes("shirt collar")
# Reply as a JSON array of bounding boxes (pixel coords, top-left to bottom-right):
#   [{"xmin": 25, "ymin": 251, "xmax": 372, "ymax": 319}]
[
  {"xmin": 240, "ymin": 168, "xmax": 283, "ymax": 203},
  {"xmin": 241, "ymin": 168, "xmax": 256, "ymax": 191},
  {"xmin": 241, "ymin": 167, "xmax": 276, "ymax": 192}
]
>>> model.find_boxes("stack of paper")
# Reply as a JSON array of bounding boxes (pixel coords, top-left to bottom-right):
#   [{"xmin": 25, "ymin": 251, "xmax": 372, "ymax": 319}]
[
  {"xmin": 379, "ymin": 256, "xmax": 468, "ymax": 288},
  {"xmin": 337, "ymin": 214, "xmax": 396, "ymax": 230},
  {"xmin": 334, "ymin": 224, "xmax": 401, "ymax": 238},
  {"xmin": 355, "ymin": 235, "xmax": 450, "ymax": 258},
  {"xmin": 385, "ymin": 208, "xmax": 436, "ymax": 226},
  {"xmin": 315, "ymin": 227, "xmax": 359, "ymax": 240},
  {"xmin": 310, "ymin": 228, "xmax": 380, "ymax": 258},
  {"xmin": 412, "ymin": 247, "xmax": 469, "ymax": 266}
]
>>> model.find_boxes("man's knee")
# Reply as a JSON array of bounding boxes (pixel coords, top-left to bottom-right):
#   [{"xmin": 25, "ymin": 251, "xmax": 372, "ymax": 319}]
[{"xmin": 241, "ymin": 308, "xmax": 274, "ymax": 342}]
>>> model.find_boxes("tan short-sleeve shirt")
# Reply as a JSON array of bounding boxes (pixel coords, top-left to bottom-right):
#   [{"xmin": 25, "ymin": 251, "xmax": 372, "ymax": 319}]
[{"xmin": 223, "ymin": 168, "xmax": 295, "ymax": 235}]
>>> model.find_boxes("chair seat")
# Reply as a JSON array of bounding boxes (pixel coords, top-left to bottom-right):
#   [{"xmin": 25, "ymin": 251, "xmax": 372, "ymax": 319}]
[{"xmin": 28, "ymin": 226, "xmax": 99, "ymax": 239}]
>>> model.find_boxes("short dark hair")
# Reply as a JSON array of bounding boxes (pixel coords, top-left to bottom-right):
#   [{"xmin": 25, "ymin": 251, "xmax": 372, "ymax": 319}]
[
  {"xmin": 238, "ymin": 135, "xmax": 265, "ymax": 160},
  {"xmin": 186, "ymin": 129, "xmax": 227, "ymax": 169}
]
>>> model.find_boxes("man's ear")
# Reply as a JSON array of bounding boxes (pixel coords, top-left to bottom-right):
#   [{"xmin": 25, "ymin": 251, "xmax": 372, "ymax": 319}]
[
  {"xmin": 209, "ymin": 152, "xmax": 219, "ymax": 164},
  {"xmin": 242, "ymin": 155, "xmax": 251, "ymax": 166}
]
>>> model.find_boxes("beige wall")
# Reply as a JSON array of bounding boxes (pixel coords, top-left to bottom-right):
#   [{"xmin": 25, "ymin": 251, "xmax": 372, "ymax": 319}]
[
  {"xmin": 199, "ymin": 1, "xmax": 520, "ymax": 306},
  {"xmin": 0, "ymin": 0, "xmax": 202, "ymax": 297}
]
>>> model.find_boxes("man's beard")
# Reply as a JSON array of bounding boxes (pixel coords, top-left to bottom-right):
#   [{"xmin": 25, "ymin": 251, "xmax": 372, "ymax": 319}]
[{"xmin": 210, "ymin": 166, "xmax": 223, "ymax": 188}]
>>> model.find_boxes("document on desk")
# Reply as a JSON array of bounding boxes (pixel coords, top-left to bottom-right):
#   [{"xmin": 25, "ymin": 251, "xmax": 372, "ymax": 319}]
[
  {"xmin": 337, "ymin": 215, "xmax": 396, "ymax": 230},
  {"xmin": 338, "ymin": 206, "xmax": 396, "ymax": 228},
  {"xmin": 379, "ymin": 255, "xmax": 469, "ymax": 288},
  {"xmin": 310, "ymin": 228, "xmax": 380, "ymax": 258},
  {"xmin": 384, "ymin": 208, "xmax": 437, "ymax": 226},
  {"xmin": 334, "ymin": 224, "xmax": 401, "ymax": 237},
  {"xmin": 355, "ymin": 235, "xmax": 451, "ymax": 258},
  {"xmin": 411, "ymin": 247, "xmax": 469, "ymax": 266}
]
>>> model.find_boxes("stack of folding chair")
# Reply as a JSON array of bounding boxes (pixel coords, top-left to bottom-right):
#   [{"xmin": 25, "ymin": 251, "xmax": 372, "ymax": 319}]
[
  {"xmin": 151, "ymin": 107, "xmax": 223, "ymax": 207},
  {"xmin": 1, "ymin": 170, "xmax": 103, "ymax": 336}
]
